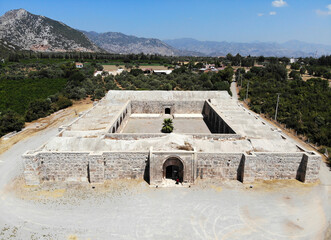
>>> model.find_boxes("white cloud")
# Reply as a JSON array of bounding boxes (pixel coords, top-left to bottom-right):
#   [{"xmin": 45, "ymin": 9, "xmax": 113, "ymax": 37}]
[
  {"xmin": 272, "ymin": 0, "xmax": 287, "ymax": 7},
  {"xmin": 316, "ymin": 4, "xmax": 331, "ymax": 16},
  {"xmin": 269, "ymin": 11, "xmax": 277, "ymax": 15},
  {"xmin": 257, "ymin": 13, "xmax": 264, "ymax": 17}
]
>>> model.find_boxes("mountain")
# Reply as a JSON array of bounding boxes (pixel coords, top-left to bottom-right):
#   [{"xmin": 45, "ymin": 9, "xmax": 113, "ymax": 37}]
[
  {"xmin": 81, "ymin": 31, "xmax": 202, "ymax": 56},
  {"xmin": 164, "ymin": 38, "xmax": 331, "ymax": 57},
  {"xmin": 0, "ymin": 9, "xmax": 102, "ymax": 52},
  {"xmin": 1, "ymin": 8, "xmax": 329, "ymax": 57},
  {"xmin": 280, "ymin": 40, "xmax": 331, "ymax": 56}
]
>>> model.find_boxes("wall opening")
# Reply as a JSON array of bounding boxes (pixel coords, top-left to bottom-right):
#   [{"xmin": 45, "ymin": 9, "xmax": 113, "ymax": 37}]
[
  {"xmin": 163, "ymin": 157, "xmax": 183, "ymax": 182},
  {"xmin": 165, "ymin": 108, "xmax": 171, "ymax": 114}
]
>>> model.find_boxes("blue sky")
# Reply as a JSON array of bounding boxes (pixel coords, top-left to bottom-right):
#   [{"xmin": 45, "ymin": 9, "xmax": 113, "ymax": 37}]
[{"xmin": 0, "ymin": 0, "xmax": 330, "ymax": 44}]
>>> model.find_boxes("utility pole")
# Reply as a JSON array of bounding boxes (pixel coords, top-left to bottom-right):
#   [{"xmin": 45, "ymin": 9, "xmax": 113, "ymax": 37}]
[
  {"xmin": 238, "ymin": 71, "xmax": 242, "ymax": 87},
  {"xmin": 245, "ymin": 81, "xmax": 249, "ymax": 100},
  {"xmin": 275, "ymin": 93, "xmax": 280, "ymax": 122}
]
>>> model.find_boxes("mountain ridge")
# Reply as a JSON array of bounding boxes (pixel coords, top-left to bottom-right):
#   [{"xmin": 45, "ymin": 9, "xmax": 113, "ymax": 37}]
[
  {"xmin": 0, "ymin": 9, "xmax": 102, "ymax": 52},
  {"xmin": 81, "ymin": 30, "xmax": 203, "ymax": 56},
  {"xmin": 0, "ymin": 8, "xmax": 330, "ymax": 57}
]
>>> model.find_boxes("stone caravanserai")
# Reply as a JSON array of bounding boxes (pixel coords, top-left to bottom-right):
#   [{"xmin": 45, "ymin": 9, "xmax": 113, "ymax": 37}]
[{"xmin": 23, "ymin": 91, "xmax": 321, "ymax": 186}]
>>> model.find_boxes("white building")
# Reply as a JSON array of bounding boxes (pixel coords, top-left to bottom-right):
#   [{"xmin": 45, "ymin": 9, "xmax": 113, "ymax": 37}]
[{"xmin": 290, "ymin": 58, "xmax": 297, "ymax": 64}]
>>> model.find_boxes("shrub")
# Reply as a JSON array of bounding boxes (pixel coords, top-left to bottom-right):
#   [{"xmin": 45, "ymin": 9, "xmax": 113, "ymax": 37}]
[
  {"xmin": 161, "ymin": 118, "xmax": 174, "ymax": 133},
  {"xmin": 93, "ymin": 88, "xmax": 105, "ymax": 100},
  {"xmin": 0, "ymin": 110, "xmax": 25, "ymax": 136},
  {"xmin": 25, "ymin": 99, "xmax": 51, "ymax": 122},
  {"xmin": 55, "ymin": 96, "xmax": 72, "ymax": 110}
]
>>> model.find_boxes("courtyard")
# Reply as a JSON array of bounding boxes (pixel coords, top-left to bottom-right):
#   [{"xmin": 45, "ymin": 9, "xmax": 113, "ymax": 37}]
[{"xmin": 121, "ymin": 116, "xmax": 211, "ymax": 134}]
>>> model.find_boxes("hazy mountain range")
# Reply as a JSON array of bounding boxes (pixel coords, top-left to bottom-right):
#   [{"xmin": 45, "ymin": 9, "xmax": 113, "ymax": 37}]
[
  {"xmin": 164, "ymin": 38, "xmax": 331, "ymax": 57},
  {"xmin": 0, "ymin": 9, "xmax": 330, "ymax": 57},
  {"xmin": 80, "ymin": 31, "xmax": 200, "ymax": 56}
]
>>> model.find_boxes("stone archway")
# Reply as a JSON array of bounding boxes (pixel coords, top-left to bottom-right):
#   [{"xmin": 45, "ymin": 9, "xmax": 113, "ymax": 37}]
[{"xmin": 163, "ymin": 157, "xmax": 184, "ymax": 182}]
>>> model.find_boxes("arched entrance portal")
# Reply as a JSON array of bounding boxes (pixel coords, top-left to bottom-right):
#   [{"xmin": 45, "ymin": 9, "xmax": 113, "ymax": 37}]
[
  {"xmin": 165, "ymin": 108, "xmax": 171, "ymax": 114},
  {"xmin": 163, "ymin": 157, "xmax": 184, "ymax": 182}
]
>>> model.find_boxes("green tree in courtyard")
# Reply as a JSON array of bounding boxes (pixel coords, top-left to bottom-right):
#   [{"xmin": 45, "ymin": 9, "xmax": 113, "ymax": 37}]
[{"xmin": 161, "ymin": 118, "xmax": 174, "ymax": 133}]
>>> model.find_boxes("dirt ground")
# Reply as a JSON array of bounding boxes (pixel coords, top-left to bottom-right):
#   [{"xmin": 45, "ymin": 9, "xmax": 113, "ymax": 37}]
[
  {"xmin": 0, "ymin": 88, "xmax": 330, "ymax": 239},
  {"xmin": 122, "ymin": 118, "xmax": 211, "ymax": 134}
]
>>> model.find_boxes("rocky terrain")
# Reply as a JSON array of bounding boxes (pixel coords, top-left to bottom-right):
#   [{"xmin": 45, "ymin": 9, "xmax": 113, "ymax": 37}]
[{"xmin": 0, "ymin": 9, "xmax": 102, "ymax": 52}]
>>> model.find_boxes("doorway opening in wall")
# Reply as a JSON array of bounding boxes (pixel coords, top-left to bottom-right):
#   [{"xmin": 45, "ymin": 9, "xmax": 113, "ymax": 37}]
[
  {"xmin": 165, "ymin": 108, "xmax": 171, "ymax": 114},
  {"xmin": 163, "ymin": 157, "xmax": 183, "ymax": 182},
  {"xmin": 166, "ymin": 165, "xmax": 179, "ymax": 180}
]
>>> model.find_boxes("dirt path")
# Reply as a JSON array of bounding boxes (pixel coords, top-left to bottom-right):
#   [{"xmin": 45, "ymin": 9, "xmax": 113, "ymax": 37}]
[
  {"xmin": 114, "ymin": 79, "xmax": 124, "ymax": 89},
  {"xmin": 230, "ymin": 81, "xmax": 238, "ymax": 100}
]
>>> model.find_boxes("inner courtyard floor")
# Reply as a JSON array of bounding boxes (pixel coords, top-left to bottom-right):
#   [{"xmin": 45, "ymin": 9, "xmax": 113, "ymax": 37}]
[{"xmin": 121, "ymin": 116, "xmax": 211, "ymax": 134}]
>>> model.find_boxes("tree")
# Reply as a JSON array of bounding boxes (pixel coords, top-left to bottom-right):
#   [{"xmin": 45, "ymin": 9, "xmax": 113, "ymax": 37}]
[
  {"xmin": 291, "ymin": 63, "xmax": 300, "ymax": 70},
  {"xmin": 289, "ymin": 70, "xmax": 301, "ymax": 80},
  {"xmin": 25, "ymin": 99, "xmax": 52, "ymax": 122},
  {"xmin": 93, "ymin": 88, "xmax": 105, "ymax": 100},
  {"xmin": 161, "ymin": 118, "xmax": 174, "ymax": 133},
  {"xmin": 130, "ymin": 68, "xmax": 144, "ymax": 76},
  {"xmin": 0, "ymin": 110, "xmax": 25, "ymax": 136},
  {"xmin": 300, "ymin": 66, "xmax": 306, "ymax": 75},
  {"xmin": 55, "ymin": 96, "xmax": 72, "ymax": 110},
  {"xmin": 195, "ymin": 62, "xmax": 204, "ymax": 69},
  {"xmin": 323, "ymin": 71, "xmax": 331, "ymax": 79}
]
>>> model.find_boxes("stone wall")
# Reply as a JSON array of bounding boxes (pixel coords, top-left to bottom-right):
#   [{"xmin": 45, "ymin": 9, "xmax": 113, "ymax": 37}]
[
  {"xmin": 244, "ymin": 152, "xmax": 321, "ymax": 183},
  {"xmin": 23, "ymin": 150, "xmax": 321, "ymax": 186},
  {"xmin": 131, "ymin": 101, "xmax": 204, "ymax": 114},
  {"xmin": 103, "ymin": 152, "xmax": 148, "ymax": 180},
  {"xmin": 196, "ymin": 153, "xmax": 244, "ymax": 180},
  {"xmin": 23, "ymin": 151, "xmax": 148, "ymax": 185},
  {"xmin": 23, "ymin": 152, "xmax": 90, "ymax": 185},
  {"xmin": 105, "ymin": 133, "xmax": 241, "ymax": 140},
  {"xmin": 107, "ymin": 101, "xmax": 131, "ymax": 133},
  {"xmin": 202, "ymin": 101, "xmax": 235, "ymax": 134}
]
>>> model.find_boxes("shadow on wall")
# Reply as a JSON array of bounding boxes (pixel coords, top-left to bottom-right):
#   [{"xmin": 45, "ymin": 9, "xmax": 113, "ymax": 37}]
[
  {"xmin": 237, "ymin": 156, "xmax": 245, "ymax": 182},
  {"xmin": 144, "ymin": 156, "xmax": 150, "ymax": 184},
  {"xmin": 296, "ymin": 154, "xmax": 308, "ymax": 182}
]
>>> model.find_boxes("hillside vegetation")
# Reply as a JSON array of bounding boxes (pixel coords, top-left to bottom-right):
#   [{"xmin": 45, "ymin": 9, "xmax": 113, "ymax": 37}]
[{"xmin": 238, "ymin": 58, "xmax": 331, "ymax": 148}]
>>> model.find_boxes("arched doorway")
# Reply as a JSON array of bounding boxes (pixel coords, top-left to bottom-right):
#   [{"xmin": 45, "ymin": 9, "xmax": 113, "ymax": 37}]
[
  {"xmin": 165, "ymin": 108, "xmax": 171, "ymax": 114},
  {"xmin": 163, "ymin": 157, "xmax": 184, "ymax": 182}
]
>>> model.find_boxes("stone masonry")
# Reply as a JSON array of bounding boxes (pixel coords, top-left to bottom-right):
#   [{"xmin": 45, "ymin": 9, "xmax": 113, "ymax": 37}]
[{"xmin": 22, "ymin": 91, "xmax": 321, "ymax": 186}]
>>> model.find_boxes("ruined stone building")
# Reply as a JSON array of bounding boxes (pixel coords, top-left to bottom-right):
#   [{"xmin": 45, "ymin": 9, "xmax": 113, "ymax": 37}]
[{"xmin": 23, "ymin": 91, "xmax": 321, "ymax": 186}]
